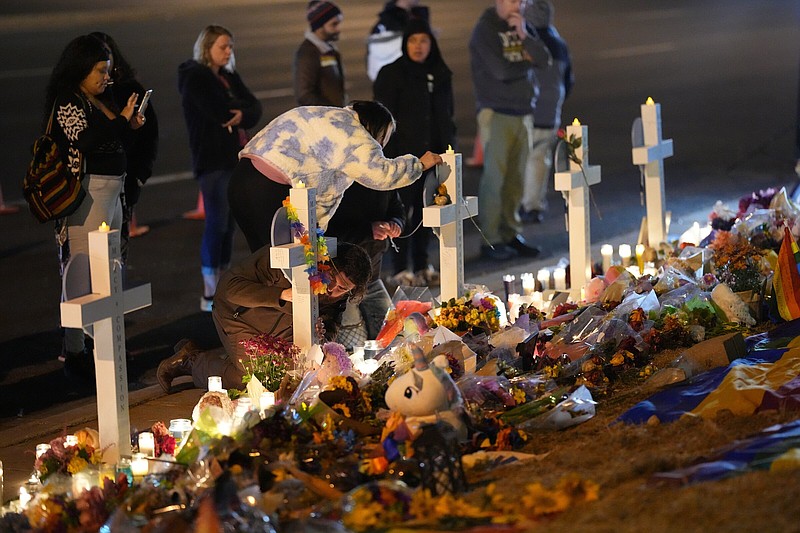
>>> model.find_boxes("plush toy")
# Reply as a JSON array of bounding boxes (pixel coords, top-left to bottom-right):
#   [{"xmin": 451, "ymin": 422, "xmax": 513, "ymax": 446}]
[{"xmin": 384, "ymin": 346, "xmax": 466, "ymax": 440}]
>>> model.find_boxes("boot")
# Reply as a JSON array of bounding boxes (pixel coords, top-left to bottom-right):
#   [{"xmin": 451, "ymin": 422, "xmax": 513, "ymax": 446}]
[{"xmin": 157, "ymin": 339, "xmax": 200, "ymax": 393}]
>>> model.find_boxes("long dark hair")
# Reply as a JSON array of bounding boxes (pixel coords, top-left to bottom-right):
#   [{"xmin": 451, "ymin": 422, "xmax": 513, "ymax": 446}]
[
  {"xmin": 89, "ymin": 32, "xmax": 136, "ymax": 83},
  {"xmin": 44, "ymin": 35, "xmax": 110, "ymax": 125},
  {"xmin": 350, "ymin": 100, "xmax": 395, "ymax": 145}
]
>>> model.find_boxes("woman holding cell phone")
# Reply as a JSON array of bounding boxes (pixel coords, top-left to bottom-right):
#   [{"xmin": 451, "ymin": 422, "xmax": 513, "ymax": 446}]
[
  {"xmin": 90, "ymin": 32, "xmax": 159, "ymax": 266},
  {"xmin": 44, "ymin": 35, "xmax": 145, "ymax": 379},
  {"xmin": 178, "ymin": 25, "xmax": 262, "ymax": 312}
]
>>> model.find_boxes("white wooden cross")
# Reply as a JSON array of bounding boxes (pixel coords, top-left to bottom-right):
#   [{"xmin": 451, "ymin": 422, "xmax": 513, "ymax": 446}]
[
  {"xmin": 632, "ymin": 97, "xmax": 673, "ymax": 246},
  {"xmin": 555, "ymin": 119, "xmax": 602, "ymax": 302},
  {"xmin": 422, "ymin": 149, "xmax": 478, "ymax": 302},
  {"xmin": 270, "ymin": 185, "xmax": 337, "ymax": 354},
  {"xmin": 60, "ymin": 226, "xmax": 151, "ymax": 464}
]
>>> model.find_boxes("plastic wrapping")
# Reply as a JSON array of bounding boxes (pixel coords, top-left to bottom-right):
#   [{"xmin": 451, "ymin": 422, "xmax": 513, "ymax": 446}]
[{"xmin": 517, "ymin": 385, "xmax": 596, "ymax": 431}]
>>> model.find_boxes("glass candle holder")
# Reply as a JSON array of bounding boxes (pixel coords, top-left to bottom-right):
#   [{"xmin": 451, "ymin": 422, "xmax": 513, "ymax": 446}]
[
  {"xmin": 553, "ymin": 268, "xmax": 567, "ymax": 290},
  {"xmin": 618, "ymin": 244, "xmax": 632, "ymax": 267},
  {"xmin": 207, "ymin": 376, "xmax": 223, "ymax": 392},
  {"xmin": 259, "ymin": 391, "xmax": 275, "ymax": 412},
  {"xmin": 137, "ymin": 432, "xmax": 155, "ymax": 458},
  {"xmin": 130, "ymin": 453, "xmax": 149, "ymax": 479},
  {"xmin": 35, "ymin": 443, "xmax": 51, "ymax": 459}
]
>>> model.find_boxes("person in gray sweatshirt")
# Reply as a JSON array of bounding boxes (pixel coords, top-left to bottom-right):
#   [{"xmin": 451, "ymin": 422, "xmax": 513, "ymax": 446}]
[
  {"xmin": 470, "ymin": 0, "xmax": 551, "ymax": 261},
  {"xmin": 519, "ymin": 0, "xmax": 574, "ymax": 224}
]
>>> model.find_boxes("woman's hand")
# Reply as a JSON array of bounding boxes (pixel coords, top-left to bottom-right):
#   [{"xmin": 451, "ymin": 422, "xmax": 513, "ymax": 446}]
[
  {"xmin": 130, "ymin": 113, "xmax": 146, "ymax": 130},
  {"xmin": 420, "ymin": 151, "xmax": 443, "ymax": 171},
  {"xmin": 222, "ymin": 109, "xmax": 243, "ymax": 129},
  {"xmin": 280, "ymin": 288, "xmax": 293, "ymax": 302},
  {"xmin": 372, "ymin": 221, "xmax": 401, "ymax": 240},
  {"xmin": 121, "ymin": 93, "xmax": 138, "ymax": 122}
]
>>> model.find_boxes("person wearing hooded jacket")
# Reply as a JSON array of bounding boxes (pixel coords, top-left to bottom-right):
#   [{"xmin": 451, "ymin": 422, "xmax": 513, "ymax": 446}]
[
  {"xmin": 366, "ymin": 0, "xmax": 430, "ymax": 82},
  {"xmin": 518, "ymin": 0, "xmax": 574, "ymax": 224},
  {"xmin": 373, "ymin": 19, "xmax": 456, "ymax": 285},
  {"xmin": 178, "ymin": 25, "xmax": 262, "ymax": 312}
]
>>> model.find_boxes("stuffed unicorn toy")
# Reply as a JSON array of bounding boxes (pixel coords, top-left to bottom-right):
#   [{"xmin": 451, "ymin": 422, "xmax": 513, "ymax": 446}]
[{"xmin": 384, "ymin": 345, "xmax": 466, "ymax": 440}]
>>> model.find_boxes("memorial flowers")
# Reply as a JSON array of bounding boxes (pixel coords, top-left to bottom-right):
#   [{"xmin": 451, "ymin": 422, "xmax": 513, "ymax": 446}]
[
  {"xmin": 34, "ymin": 435, "xmax": 102, "ymax": 482},
  {"xmin": 434, "ymin": 293, "xmax": 501, "ymax": 334},
  {"xmin": 709, "ymin": 231, "xmax": 766, "ymax": 293},
  {"xmin": 240, "ymin": 333, "xmax": 301, "ymax": 391}
]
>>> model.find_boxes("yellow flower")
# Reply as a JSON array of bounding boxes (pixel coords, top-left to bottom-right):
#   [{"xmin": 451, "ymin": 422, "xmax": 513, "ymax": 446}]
[
  {"xmin": 329, "ymin": 375, "xmax": 353, "ymax": 393},
  {"xmin": 67, "ymin": 456, "xmax": 88, "ymax": 475},
  {"xmin": 343, "ymin": 501, "xmax": 386, "ymax": 531},
  {"xmin": 521, "ymin": 482, "xmax": 571, "ymax": 516},
  {"xmin": 609, "ymin": 352, "xmax": 625, "ymax": 366},
  {"xmin": 332, "ymin": 403, "xmax": 352, "ymax": 418},
  {"xmin": 511, "ymin": 387, "xmax": 527, "ymax": 405}
]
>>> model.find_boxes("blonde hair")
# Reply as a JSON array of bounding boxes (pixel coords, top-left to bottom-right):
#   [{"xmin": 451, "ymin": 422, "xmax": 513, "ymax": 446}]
[{"xmin": 193, "ymin": 25, "xmax": 235, "ymax": 72}]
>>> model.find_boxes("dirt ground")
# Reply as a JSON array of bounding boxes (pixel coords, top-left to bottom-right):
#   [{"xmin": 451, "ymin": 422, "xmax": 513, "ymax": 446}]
[{"xmin": 465, "ymin": 349, "xmax": 800, "ymax": 533}]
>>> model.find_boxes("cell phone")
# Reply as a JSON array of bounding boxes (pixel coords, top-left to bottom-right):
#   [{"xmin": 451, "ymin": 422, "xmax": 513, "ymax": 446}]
[{"xmin": 137, "ymin": 89, "xmax": 153, "ymax": 115}]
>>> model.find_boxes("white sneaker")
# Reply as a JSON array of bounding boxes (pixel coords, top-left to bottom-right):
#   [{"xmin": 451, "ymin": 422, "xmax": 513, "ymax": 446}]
[{"xmin": 200, "ymin": 297, "xmax": 213, "ymax": 312}]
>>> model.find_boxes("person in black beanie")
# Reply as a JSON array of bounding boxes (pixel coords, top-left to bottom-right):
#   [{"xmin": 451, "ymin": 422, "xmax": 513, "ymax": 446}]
[{"xmin": 294, "ymin": 1, "xmax": 346, "ymax": 106}]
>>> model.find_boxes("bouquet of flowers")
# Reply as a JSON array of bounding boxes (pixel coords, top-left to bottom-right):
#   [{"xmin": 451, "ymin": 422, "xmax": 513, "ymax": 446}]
[
  {"xmin": 150, "ymin": 421, "xmax": 176, "ymax": 457},
  {"xmin": 240, "ymin": 333, "xmax": 301, "ymax": 391},
  {"xmin": 709, "ymin": 231, "xmax": 766, "ymax": 293},
  {"xmin": 434, "ymin": 292, "xmax": 501, "ymax": 334},
  {"xmin": 34, "ymin": 435, "xmax": 103, "ymax": 482}
]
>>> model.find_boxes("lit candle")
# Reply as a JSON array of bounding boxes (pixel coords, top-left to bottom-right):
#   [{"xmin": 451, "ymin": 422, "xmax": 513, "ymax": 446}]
[
  {"xmin": 130, "ymin": 453, "xmax": 149, "ymax": 479},
  {"xmin": 520, "ymin": 272, "xmax": 536, "ymax": 296},
  {"xmin": 98, "ymin": 221, "xmax": 110, "ymax": 232},
  {"xmin": 643, "ymin": 262, "xmax": 658, "ymax": 277},
  {"xmin": 507, "ymin": 293, "xmax": 521, "ymax": 322},
  {"xmin": 259, "ymin": 391, "xmax": 275, "ymax": 412},
  {"xmin": 531, "ymin": 291, "xmax": 543, "ymax": 311},
  {"xmin": 138, "ymin": 432, "xmax": 155, "ymax": 457},
  {"xmin": 446, "ymin": 145, "xmax": 454, "ymax": 154},
  {"xmin": 618, "ymin": 244, "xmax": 632, "ymax": 267},
  {"xmin": 635, "ymin": 243, "xmax": 645, "ymax": 272},
  {"xmin": 553, "ymin": 268, "xmax": 567, "ymax": 291},
  {"xmin": 572, "ymin": 117, "xmax": 581, "ymax": 126},
  {"xmin": 646, "ymin": 96, "xmax": 655, "ymax": 105},
  {"xmin": 502, "ymin": 274, "xmax": 516, "ymax": 304},
  {"xmin": 18, "ymin": 486, "xmax": 31, "ymax": 509},
  {"xmin": 169, "ymin": 419, "xmax": 192, "ymax": 447},
  {"xmin": 71, "ymin": 470, "xmax": 94, "ymax": 496},
  {"xmin": 600, "ymin": 244, "xmax": 613, "ymax": 273},
  {"xmin": 235, "ymin": 397, "xmax": 253, "ymax": 418},
  {"xmin": 207, "ymin": 376, "xmax": 223, "ymax": 392},
  {"xmin": 296, "ymin": 181, "xmax": 306, "ymax": 189},
  {"xmin": 35, "ymin": 443, "xmax": 51, "ymax": 458},
  {"xmin": 65, "ymin": 435, "xmax": 78, "ymax": 447},
  {"xmin": 537, "ymin": 269, "xmax": 551, "ymax": 291}
]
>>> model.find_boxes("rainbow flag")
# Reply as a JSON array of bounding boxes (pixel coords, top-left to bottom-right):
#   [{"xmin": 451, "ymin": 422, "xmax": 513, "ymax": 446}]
[
  {"xmin": 619, "ymin": 320, "xmax": 800, "ymax": 425},
  {"xmin": 772, "ymin": 226, "xmax": 800, "ymax": 321}
]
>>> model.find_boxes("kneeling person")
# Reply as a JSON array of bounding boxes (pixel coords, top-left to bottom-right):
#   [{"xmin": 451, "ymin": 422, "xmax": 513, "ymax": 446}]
[{"xmin": 158, "ymin": 242, "xmax": 371, "ymax": 392}]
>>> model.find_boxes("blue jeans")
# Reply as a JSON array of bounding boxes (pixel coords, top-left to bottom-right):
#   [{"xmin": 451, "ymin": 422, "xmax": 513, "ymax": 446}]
[{"xmin": 199, "ymin": 169, "xmax": 235, "ymax": 275}]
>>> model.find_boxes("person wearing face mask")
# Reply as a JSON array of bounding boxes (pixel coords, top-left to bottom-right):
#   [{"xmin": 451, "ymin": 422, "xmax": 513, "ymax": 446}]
[
  {"xmin": 228, "ymin": 100, "xmax": 443, "ymax": 254},
  {"xmin": 373, "ymin": 19, "xmax": 456, "ymax": 287},
  {"xmin": 178, "ymin": 25, "xmax": 262, "ymax": 312},
  {"xmin": 44, "ymin": 35, "xmax": 145, "ymax": 379},
  {"xmin": 156, "ymin": 242, "xmax": 371, "ymax": 393}
]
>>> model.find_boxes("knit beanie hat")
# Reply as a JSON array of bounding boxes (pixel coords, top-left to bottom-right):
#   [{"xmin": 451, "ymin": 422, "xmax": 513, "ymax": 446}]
[
  {"xmin": 308, "ymin": 1, "xmax": 342, "ymax": 31},
  {"xmin": 527, "ymin": 0, "xmax": 553, "ymax": 28}
]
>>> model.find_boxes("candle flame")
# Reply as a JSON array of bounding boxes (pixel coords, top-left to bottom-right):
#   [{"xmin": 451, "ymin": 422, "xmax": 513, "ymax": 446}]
[
  {"xmin": 99, "ymin": 222, "xmax": 109, "ymax": 232},
  {"xmin": 572, "ymin": 118, "xmax": 581, "ymax": 126},
  {"xmin": 296, "ymin": 181, "xmax": 306, "ymax": 189},
  {"xmin": 645, "ymin": 97, "xmax": 655, "ymax": 105},
  {"xmin": 446, "ymin": 144, "xmax": 454, "ymax": 154}
]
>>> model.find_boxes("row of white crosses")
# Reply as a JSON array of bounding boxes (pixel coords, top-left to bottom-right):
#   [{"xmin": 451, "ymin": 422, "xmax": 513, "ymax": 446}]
[{"xmin": 555, "ymin": 98, "xmax": 672, "ymax": 301}]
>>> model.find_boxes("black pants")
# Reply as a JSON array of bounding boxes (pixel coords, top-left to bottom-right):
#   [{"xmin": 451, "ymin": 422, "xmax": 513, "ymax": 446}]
[
  {"xmin": 393, "ymin": 175, "xmax": 433, "ymax": 273},
  {"xmin": 228, "ymin": 158, "xmax": 290, "ymax": 253}
]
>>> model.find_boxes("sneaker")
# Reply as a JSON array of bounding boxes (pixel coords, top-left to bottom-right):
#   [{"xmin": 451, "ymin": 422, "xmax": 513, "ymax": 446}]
[
  {"xmin": 200, "ymin": 296, "xmax": 213, "ymax": 312},
  {"xmin": 506, "ymin": 235, "xmax": 541, "ymax": 258},
  {"xmin": 481, "ymin": 244, "xmax": 518, "ymax": 261}
]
